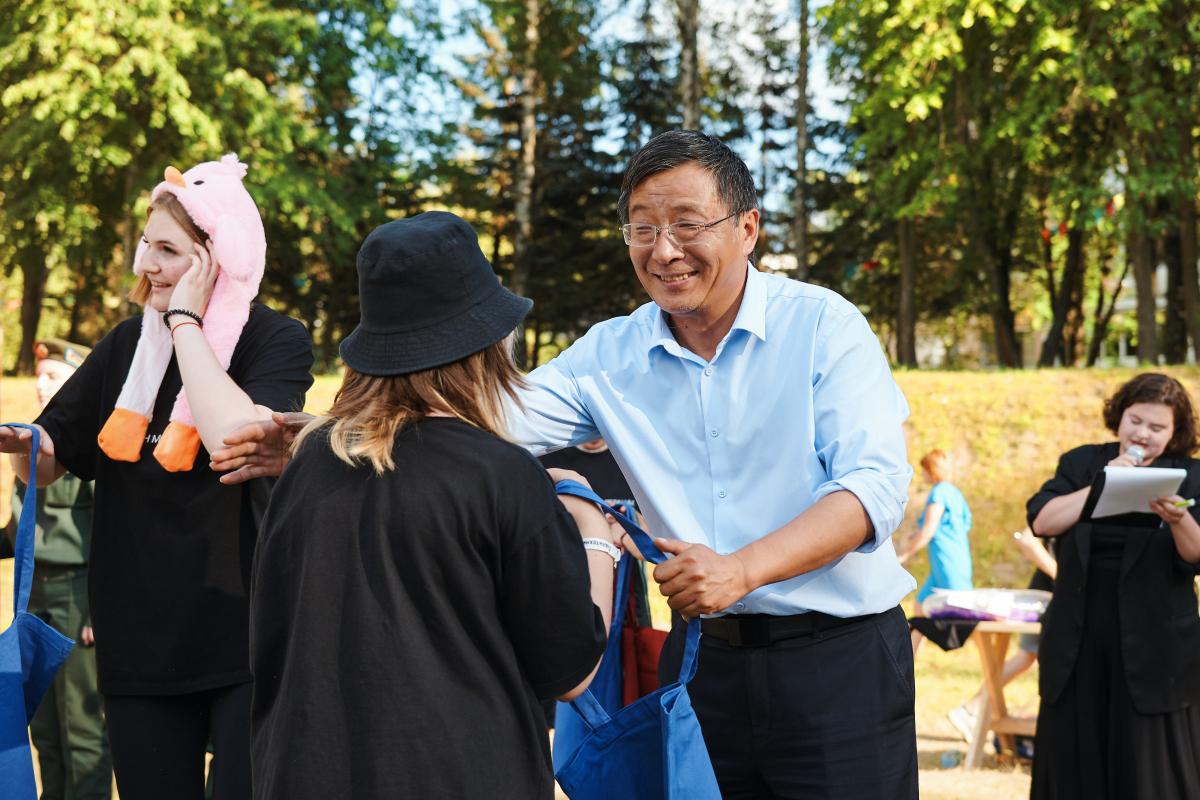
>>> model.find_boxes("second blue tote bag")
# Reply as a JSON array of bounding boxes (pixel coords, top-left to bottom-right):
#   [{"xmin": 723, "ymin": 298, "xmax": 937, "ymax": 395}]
[{"xmin": 0, "ymin": 424, "xmax": 76, "ymax": 799}]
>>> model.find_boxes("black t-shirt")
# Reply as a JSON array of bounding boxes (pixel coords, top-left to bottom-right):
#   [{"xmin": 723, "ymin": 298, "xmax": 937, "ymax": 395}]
[
  {"xmin": 35, "ymin": 304, "xmax": 313, "ymax": 695},
  {"xmin": 538, "ymin": 446, "xmax": 633, "ymax": 503},
  {"xmin": 251, "ymin": 418, "xmax": 607, "ymax": 800}
]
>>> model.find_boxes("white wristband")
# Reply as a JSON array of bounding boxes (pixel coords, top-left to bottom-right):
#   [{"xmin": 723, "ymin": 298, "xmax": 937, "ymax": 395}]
[{"xmin": 581, "ymin": 537, "xmax": 621, "ymax": 565}]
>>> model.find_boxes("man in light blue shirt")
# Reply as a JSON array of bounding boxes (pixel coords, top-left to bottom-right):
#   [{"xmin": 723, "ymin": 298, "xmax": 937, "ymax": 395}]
[
  {"xmin": 212, "ymin": 130, "xmax": 918, "ymax": 798},
  {"xmin": 509, "ymin": 130, "xmax": 918, "ymax": 798}
]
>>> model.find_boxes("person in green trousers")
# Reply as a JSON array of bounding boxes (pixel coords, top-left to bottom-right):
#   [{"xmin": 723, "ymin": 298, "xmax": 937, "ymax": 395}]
[{"xmin": 3, "ymin": 339, "xmax": 112, "ymax": 800}]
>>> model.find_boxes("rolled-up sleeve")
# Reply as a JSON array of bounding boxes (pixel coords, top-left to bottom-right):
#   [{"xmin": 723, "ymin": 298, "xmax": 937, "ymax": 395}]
[{"xmin": 809, "ymin": 311, "xmax": 912, "ymax": 553}]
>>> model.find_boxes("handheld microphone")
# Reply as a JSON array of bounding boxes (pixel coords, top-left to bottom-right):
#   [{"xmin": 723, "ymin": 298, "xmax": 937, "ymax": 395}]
[{"xmin": 1125, "ymin": 444, "xmax": 1145, "ymax": 465}]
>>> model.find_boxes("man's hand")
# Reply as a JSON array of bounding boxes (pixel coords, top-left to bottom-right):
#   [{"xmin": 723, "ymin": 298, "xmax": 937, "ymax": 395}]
[
  {"xmin": 209, "ymin": 411, "xmax": 313, "ymax": 484},
  {"xmin": 80, "ymin": 626, "xmax": 95, "ymax": 647},
  {"xmin": 652, "ymin": 539, "xmax": 751, "ymax": 618}
]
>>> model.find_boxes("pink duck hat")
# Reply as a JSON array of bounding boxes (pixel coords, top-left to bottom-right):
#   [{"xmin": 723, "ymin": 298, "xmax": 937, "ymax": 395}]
[{"xmin": 97, "ymin": 154, "xmax": 266, "ymax": 472}]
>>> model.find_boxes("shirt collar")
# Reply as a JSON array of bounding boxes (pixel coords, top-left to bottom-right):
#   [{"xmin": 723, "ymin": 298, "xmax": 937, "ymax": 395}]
[{"xmin": 647, "ymin": 261, "xmax": 767, "ymax": 356}]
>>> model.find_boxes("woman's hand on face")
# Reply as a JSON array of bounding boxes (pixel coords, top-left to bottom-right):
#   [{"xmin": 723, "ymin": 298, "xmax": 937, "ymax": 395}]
[
  {"xmin": 1108, "ymin": 453, "xmax": 1142, "ymax": 468},
  {"xmin": 0, "ymin": 423, "xmax": 54, "ymax": 457},
  {"xmin": 168, "ymin": 241, "xmax": 220, "ymax": 318},
  {"xmin": 1149, "ymin": 495, "xmax": 1189, "ymax": 525}
]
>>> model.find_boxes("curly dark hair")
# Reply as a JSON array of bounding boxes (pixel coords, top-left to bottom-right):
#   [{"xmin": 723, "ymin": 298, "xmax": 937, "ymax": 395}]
[{"xmin": 1102, "ymin": 373, "xmax": 1199, "ymax": 457}]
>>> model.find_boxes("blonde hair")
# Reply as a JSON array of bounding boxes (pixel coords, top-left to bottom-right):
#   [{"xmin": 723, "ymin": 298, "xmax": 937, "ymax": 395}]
[
  {"xmin": 127, "ymin": 193, "xmax": 208, "ymax": 305},
  {"xmin": 920, "ymin": 449, "xmax": 952, "ymax": 483},
  {"xmin": 293, "ymin": 338, "xmax": 527, "ymax": 474}
]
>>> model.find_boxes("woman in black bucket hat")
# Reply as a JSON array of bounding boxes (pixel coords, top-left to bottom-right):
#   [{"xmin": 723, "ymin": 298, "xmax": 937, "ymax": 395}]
[{"xmin": 248, "ymin": 211, "xmax": 620, "ymax": 799}]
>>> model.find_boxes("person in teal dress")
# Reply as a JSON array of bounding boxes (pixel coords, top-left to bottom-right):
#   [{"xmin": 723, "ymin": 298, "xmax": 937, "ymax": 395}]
[{"xmin": 897, "ymin": 449, "xmax": 974, "ymax": 655}]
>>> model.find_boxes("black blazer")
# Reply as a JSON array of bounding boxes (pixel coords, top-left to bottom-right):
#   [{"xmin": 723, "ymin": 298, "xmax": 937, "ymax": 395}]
[{"xmin": 1028, "ymin": 443, "xmax": 1200, "ymax": 715}]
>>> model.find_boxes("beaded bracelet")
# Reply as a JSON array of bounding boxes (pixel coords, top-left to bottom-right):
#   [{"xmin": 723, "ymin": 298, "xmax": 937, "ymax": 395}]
[
  {"xmin": 162, "ymin": 308, "xmax": 203, "ymax": 329},
  {"xmin": 170, "ymin": 321, "xmax": 201, "ymax": 339}
]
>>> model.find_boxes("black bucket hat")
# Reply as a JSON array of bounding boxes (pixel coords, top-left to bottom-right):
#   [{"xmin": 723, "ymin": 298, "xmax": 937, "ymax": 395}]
[{"xmin": 339, "ymin": 211, "xmax": 533, "ymax": 376}]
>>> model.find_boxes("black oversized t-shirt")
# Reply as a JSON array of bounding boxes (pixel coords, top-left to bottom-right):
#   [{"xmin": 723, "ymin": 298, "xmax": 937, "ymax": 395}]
[
  {"xmin": 35, "ymin": 304, "xmax": 313, "ymax": 695},
  {"xmin": 250, "ymin": 418, "xmax": 607, "ymax": 800}
]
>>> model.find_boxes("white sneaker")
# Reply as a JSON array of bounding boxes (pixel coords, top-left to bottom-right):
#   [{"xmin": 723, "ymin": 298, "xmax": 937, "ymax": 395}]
[{"xmin": 947, "ymin": 704, "xmax": 976, "ymax": 743}]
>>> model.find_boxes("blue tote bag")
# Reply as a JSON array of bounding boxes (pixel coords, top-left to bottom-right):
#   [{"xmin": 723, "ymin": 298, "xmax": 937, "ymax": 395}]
[
  {"xmin": 552, "ymin": 480, "xmax": 720, "ymax": 800},
  {"xmin": 552, "ymin": 504, "xmax": 637, "ymax": 750},
  {"xmin": 0, "ymin": 424, "xmax": 76, "ymax": 798}
]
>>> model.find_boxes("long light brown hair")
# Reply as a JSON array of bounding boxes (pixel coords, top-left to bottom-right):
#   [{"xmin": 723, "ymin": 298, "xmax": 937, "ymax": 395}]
[
  {"xmin": 293, "ymin": 337, "xmax": 527, "ymax": 474},
  {"xmin": 127, "ymin": 193, "xmax": 207, "ymax": 305}
]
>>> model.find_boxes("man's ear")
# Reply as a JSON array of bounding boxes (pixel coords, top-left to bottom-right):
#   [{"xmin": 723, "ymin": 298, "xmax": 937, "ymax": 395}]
[{"xmin": 741, "ymin": 208, "xmax": 761, "ymax": 256}]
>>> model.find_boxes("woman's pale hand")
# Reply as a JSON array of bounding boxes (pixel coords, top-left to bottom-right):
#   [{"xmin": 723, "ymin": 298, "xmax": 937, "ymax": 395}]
[
  {"xmin": 1149, "ymin": 495, "xmax": 1189, "ymax": 525},
  {"xmin": 168, "ymin": 241, "xmax": 220, "ymax": 318},
  {"xmin": 1107, "ymin": 453, "xmax": 1141, "ymax": 468},
  {"xmin": 0, "ymin": 423, "xmax": 54, "ymax": 457}
]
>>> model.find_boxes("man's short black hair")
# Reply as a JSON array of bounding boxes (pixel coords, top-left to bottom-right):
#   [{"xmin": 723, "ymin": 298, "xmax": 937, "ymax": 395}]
[{"xmin": 617, "ymin": 130, "xmax": 758, "ymax": 224}]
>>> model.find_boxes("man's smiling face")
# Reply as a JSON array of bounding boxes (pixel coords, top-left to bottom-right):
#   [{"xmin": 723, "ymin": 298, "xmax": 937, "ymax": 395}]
[{"xmin": 626, "ymin": 162, "xmax": 756, "ymax": 323}]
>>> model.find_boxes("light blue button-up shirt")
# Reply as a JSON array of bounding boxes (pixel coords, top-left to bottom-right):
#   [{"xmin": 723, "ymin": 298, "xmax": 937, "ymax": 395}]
[{"xmin": 510, "ymin": 263, "xmax": 916, "ymax": 617}]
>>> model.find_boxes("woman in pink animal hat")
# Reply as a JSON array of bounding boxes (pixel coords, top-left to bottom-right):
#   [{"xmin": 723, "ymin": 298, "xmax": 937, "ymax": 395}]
[{"xmin": 1, "ymin": 154, "xmax": 314, "ymax": 799}]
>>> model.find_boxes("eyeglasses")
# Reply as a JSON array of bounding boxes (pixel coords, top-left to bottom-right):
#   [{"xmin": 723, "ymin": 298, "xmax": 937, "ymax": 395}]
[{"xmin": 620, "ymin": 212, "xmax": 740, "ymax": 248}]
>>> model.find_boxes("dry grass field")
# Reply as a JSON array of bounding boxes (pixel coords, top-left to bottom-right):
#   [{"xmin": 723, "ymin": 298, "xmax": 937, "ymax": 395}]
[{"xmin": 6, "ymin": 366, "xmax": 1200, "ymax": 798}]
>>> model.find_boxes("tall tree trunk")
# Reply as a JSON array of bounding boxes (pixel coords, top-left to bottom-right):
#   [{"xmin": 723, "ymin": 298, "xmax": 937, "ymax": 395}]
[
  {"xmin": 1182, "ymin": 197, "xmax": 1200, "ymax": 360},
  {"xmin": 16, "ymin": 246, "xmax": 47, "ymax": 375},
  {"xmin": 1062, "ymin": 225, "xmax": 1088, "ymax": 365},
  {"xmin": 1163, "ymin": 225, "xmax": 1188, "ymax": 363},
  {"xmin": 792, "ymin": 0, "xmax": 809, "ymax": 280},
  {"xmin": 1131, "ymin": 226, "xmax": 1160, "ymax": 364},
  {"xmin": 1179, "ymin": 132, "xmax": 1200, "ymax": 358},
  {"xmin": 953, "ymin": 48, "xmax": 1022, "ymax": 368},
  {"xmin": 675, "ymin": 0, "xmax": 700, "ymax": 129},
  {"xmin": 895, "ymin": 218, "xmax": 917, "ymax": 367},
  {"xmin": 1039, "ymin": 196, "xmax": 1057, "ymax": 309},
  {"xmin": 1040, "ymin": 216, "xmax": 1087, "ymax": 366},
  {"xmin": 510, "ymin": 0, "xmax": 540, "ymax": 367},
  {"xmin": 1086, "ymin": 251, "xmax": 1130, "ymax": 367}
]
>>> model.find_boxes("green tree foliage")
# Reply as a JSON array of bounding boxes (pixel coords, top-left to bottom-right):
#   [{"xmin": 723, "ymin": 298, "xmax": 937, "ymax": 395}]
[
  {"xmin": 823, "ymin": 0, "xmax": 1199, "ymax": 368},
  {"xmin": 0, "ymin": 0, "xmax": 440, "ymax": 372},
  {"xmin": 3, "ymin": 0, "xmax": 1197, "ymax": 373}
]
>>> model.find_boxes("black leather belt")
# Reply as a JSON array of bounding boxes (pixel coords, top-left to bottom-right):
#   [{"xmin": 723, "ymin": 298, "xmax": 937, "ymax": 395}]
[{"xmin": 701, "ymin": 610, "xmax": 876, "ymax": 648}]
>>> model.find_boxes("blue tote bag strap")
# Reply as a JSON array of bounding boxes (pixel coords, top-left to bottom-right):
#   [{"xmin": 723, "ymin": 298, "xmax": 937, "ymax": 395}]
[
  {"xmin": 6, "ymin": 424, "xmax": 39, "ymax": 617},
  {"xmin": 554, "ymin": 479, "xmax": 666, "ymax": 564},
  {"xmin": 554, "ymin": 479, "xmax": 703, "ymax": 727}
]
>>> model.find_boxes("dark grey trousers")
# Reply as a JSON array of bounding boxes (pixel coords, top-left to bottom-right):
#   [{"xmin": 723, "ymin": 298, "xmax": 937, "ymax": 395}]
[{"xmin": 659, "ymin": 605, "xmax": 918, "ymax": 800}]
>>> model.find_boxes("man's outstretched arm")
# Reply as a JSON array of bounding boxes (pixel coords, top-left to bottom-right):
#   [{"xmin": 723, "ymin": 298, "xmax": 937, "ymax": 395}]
[{"xmin": 209, "ymin": 411, "xmax": 313, "ymax": 484}]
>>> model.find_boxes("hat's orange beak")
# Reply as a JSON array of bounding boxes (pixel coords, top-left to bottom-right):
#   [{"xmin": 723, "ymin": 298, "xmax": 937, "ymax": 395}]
[{"xmin": 164, "ymin": 166, "xmax": 186, "ymax": 188}]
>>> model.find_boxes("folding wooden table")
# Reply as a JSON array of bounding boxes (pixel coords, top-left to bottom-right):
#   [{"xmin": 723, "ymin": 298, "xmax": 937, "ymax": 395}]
[{"xmin": 965, "ymin": 619, "xmax": 1041, "ymax": 769}]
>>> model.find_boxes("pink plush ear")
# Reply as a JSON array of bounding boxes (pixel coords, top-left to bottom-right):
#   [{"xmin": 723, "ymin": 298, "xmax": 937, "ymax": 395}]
[
  {"xmin": 211, "ymin": 213, "xmax": 266, "ymax": 286},
  {"xmin": 218, "ymin": 153, "xmax": 249, "ymax": 179}
]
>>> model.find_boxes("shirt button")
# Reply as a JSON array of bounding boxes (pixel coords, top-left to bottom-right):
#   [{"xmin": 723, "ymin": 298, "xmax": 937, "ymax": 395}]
[
  {"xmin": 710, "ymin": 428, "xmax": 719, "ymax": 438},
  {"xmin": 735, "ymin": 602, "xmax": 746, "ymax": 612},
  {"xmin": 704, "ymin": 366, "xmax": 714, "ymax": 376},
  {"xmin": 718, "ymin": 490, "xmax": 727, "ymax": 498}
]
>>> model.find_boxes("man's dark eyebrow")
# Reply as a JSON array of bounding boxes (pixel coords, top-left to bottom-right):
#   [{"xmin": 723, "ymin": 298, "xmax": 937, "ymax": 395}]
[{"xmin": 628, "ymin": 201, "xmax": 708, "ymax": 217}]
